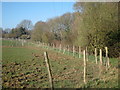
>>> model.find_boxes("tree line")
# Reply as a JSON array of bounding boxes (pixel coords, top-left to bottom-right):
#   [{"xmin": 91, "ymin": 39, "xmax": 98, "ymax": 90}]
[{"xmin": 1, "ymin": 2, "xmax": 120, "ymax": 58}]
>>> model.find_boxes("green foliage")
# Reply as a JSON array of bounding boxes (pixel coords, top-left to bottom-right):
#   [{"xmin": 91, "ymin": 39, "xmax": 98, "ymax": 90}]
[
  {"xmin": 46, "ymin": 13, "xmax": 75, "ymax": 45},
  {"xmin": 2, "ymin": 2, "xmax": 119, "ymax": 58},
  {"xmin": 4, "ymin": 27, "xmax": 28, "ymax": 39},
  {"xmin": 73, "ymin": 2, "xmax": 119, "ymax": 57},
  {"xmin": 31, "ymin": 21, "xmax": 52, "ymax": 43}
]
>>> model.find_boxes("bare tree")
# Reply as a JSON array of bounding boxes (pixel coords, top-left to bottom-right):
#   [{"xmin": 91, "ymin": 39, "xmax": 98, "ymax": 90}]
[{"xmin": 17, "ymin": 19, "xmax": 33, "ymax": 30}]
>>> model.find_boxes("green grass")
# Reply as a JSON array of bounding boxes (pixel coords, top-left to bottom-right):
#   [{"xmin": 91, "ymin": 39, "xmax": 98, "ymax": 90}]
[
  {"xmin": 2, "ymin": 47, "xmax": 49, "ymax": 88},
  {"xmin": 2, "ymin": 39, "xmax": 119, "ymax": 88},
  {"xmin": 2, "ymin": 39, "xmax": 35, "ymax": 47},
  {"xmin": 3, "ymin": 47, "xmax": 36, "ymax": 64},
  {"xmin": 2, "ymin": 39, "xmax": 22, "ymax": 46},
  {"xmin": 41, "ymin": 43, "xmax": 118, "ymax": 67}
]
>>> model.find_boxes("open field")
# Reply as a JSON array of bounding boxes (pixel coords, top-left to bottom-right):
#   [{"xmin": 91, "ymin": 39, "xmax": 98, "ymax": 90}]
[
  {"xmin": 1, "ymin": 2, "xmax": 119, "ymax": 89},
  {"xmin": 2, "ymin": 39, "xmax": 119, "ymax": 88}
]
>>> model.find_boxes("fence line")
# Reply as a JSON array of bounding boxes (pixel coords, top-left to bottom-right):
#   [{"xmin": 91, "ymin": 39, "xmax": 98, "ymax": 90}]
[
  {"xmin": 3, "ymin": 38, "xmax": 113, "ymax": 86},
  {"xmin": 3, "ymin": 38, "xmax": 110, "ymax": 67}
]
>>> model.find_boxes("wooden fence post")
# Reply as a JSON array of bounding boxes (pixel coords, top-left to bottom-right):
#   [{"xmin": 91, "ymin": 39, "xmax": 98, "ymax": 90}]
[
  {"xmin": 53, "ymin": 43, "xmax": 54, "ymax": 49},
  {"xmin": 50, "ymin": 43, "xmax": 51, "ymax": 48},
  {"xmin": 63, "ymin": 46, "xmax": 65, "ymax": 54},
  {"xmin": 79, "ymin": 46, "xmax": 81, "ymax": 58},
  {"xmin": 100, "ymin": 49, "xmax": 102, "ymax": 65},
  {"xmin": 105, "ymin": 47, "xmax": 110, "ymax": 68},
  {"xmin": 59, "ymin": 44, "xmax": 61, "ymax": 52},
  {"xmin": 43, "ymin": 42, "xmax": 44, "ymax": 47},
  {"xmin": 44, "ymin": 43, "xmax": 46, "ymax": 48},
  {"xmin": 46, "ymin": 43, "xmax": 47, "ymax": 49},
  {"xmin": 86, "ymin": 47, "xmax": 88, "ymax": 61},
  {"xmin": 47, "ymin": 43, "xmax": 49, "ymax": 49},
  {"xmin": 73, "ymin": 45, "xmax": 75, "ymax": 56},
  {"xmin": 22, "ymin": 40, "xmax": 24, "ymax": 46},
  {"xmin": 68, "ymin": 45, "xmax": 69, "ymax": 54},
  {"xmin": 83, "ymin": 50, "xmax": 86, "ymax": 84},
  {"xmin": 99, "ymin": 49, "xmax": 103, "ymax": 77},
  {"xmin": 95, "ymin": 48, "xmax": 97, "ymax": 64},
  {"xmin": 44, "ymin": 52, "xmax": 53, "ymax": 89}
]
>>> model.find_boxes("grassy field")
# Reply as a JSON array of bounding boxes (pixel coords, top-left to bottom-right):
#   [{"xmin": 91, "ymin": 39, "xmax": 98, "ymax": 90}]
[{"xmin": 2, "ymin": 39, "xmax": 119, "ymax": 88}]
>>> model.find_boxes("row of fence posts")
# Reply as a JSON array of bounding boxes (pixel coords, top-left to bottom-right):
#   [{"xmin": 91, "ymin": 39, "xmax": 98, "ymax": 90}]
[
  {"xmin": 41, "ymin": 42, "xmax": 110, "ymax": 87},
  {"xmin": 83, "ymin": 47, "xmax": 110, "ymax": 84},
  {"xmin": 4, "ymin": 38, "xmax": 111, "ymax": 87},
  {"xmin": 39, "ymin": 42, "xmax": 110, "ymax": 66},
  {"xmin": 4, "ymin": 39, "xmax": 110, "ymax": 68},
  {"xmin": 5, "ymin": 38, "xmax": 27, "ymax": 47}
]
